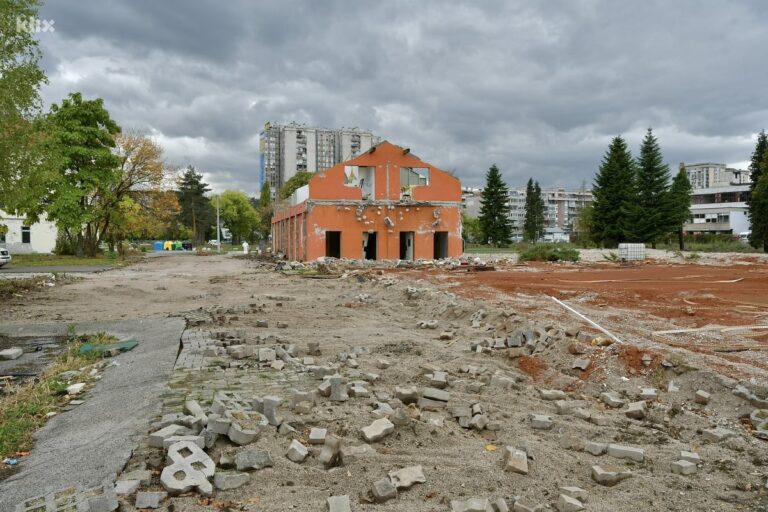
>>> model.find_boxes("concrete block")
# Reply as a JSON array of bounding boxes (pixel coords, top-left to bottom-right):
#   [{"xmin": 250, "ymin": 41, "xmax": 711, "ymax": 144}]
[
  {"xmin": 286, "ymin": 439, "xmax": 309, "ymax": 463},
  {"xmin": 584, "ymin": 441, "xmax": 607, "ymax": 456},
  {"xmin": 258, "ymin": 348, "xmax": 276, "ymax": 361},
  {"xmin": 263, "ymin": 395, "xmax": 283, "ymax": 426},
  {"xmin": 326, "ymin": 495, "xmax": 351, "ymax": 512},
  {"xmin": 556, "ymin": 494, "xmax": 584, "ymax": 512},
  {"xmin": 694, "ymin": 390, "xmax": 711, "ymax": 405},
  {"xmin": 539, "ymin": 389, "xmax": 567, "ymax": 401},
  {"xmin": 554, "ymin": 400, "xmax": 589, "ymax": 415},
  {"xmin": 340, "ymin": 443, "xmax": 375, "ymax": 463},
  {"xmin": 201, "ymin": 428, "xmax": 218, "ymax": 449},
  {"xmin": 372, "ymin": 477, "xmax": 398, "ymax": 503},
  {"xmin": 388, "ymin": 465, "xmax": 426, "ymax": 488},
  {"xmin": 591, "ymin": 465, "xmax": 632, "ymax": 486},
  {"xmin": 0, "ymin": 347, "xmax": 23, "ymax": 360},
  {"xmin": 600, "ymin": 391, "xmax": 625, "ymax": 408},
  {"xmin": 319, "ymin": 434, "xmax": 342, "ymax": 468},
  {"xmin": 573, "ymin": 408, "xmax": 591, "ymax": 421},
  {"xmin": 572, "ymin": 358, "xmax": 590, "ymax": 370},
  {"xmin": 560, "ymin": 486, "xmax": 587, "ymax": 502},
  {"xmin": 492, "ymin": 498, "xmax": 510, "ymax": 512},
  {"xmin": 531, "ymin": 414, "xmax": 553, "ymax": 430},
  {"xmin": 422, "ymin": 387, "xmax": 450, "ymax": 402},
  {"xmin": 640, "ymin": 388, "xmax": 658, "ymax": 400},
  {"xmin": 469, "ymin": 414, "xmax": 489, "ymax": 431},
  {"xmin": 161, "ymin": 441, "xmax": 215, "ymax": 496},
  {"xmin": 373, "ymin": 402, "xmax": 395, "ymax": 418},
  {"xmin": 361, "ymin": 417, "xmax": 395, "ymax": 442},
  {"xmin": 149, "ymin": 424, "xmax": 189, "ymax": 448},
  {"xmin": 607, "ymin": 444, "xmax": 644, "ymax": 462},
  {"xmin": 206, "ymin": 414, "xmax": 232, "ymax": 435},
  {"xmin": 418, "ymin": 397, "xmax": 448, "ymax": 410},
  {"xmin": 490, "ymin": 373, "xmax": 518, "ymax": 390},
  {"xmin": 625, "ymin": 401, "xmax": 647, "ymax": 420},
  {"xmin": 702, "ymin": 427, "xmax": 736, "ymax": 443},
  {"xmin": 680, "ymin": 450, "xmax": 700, "ymax": 464},
  {"xmin": 309, "ymin": 427, "xmax": 327, "ymax": 444},
  {"xmin": 671, "ymin": 459, "xmax": 697, "ymax": 475},
  {"xmin": 349, "ymin": 382, "xmax": 370, "ymax": 398},
  {"xmin": 66, "ymin": 383, "xmax": 86, "ymax": 395},
  {"xmin": 235, "ymin": 449, "xmax": 273, "ymax": 471},
  {"xmin": 279, "ymin": 422, "xmax": 298, "ymax": 436},
  {"xmin": 396, "ymin": 386, "xmax": 419, "ymax": 404},
  {"xmin": 452, "ymin": 498, "xmax": 493, "ymax": 511},
  {"xmin": 120, "ymin": 469, "xmax": 152, "ymax": 486},
  {"xmin": 214, "ymin": 471, "xmax": 250, "ymax": 490},
  {"xmin": 162, "ymin": 435, "xmax": 205, "ymax": 450},
  {"xmin": 114, "ymin": 479, "xmax": 140, "ymax": 495},
  {"xmin": 329, "ymin": 375, "xmax": 349, "ymax": 402},
  {"xmin": 513, "ymin": 500, "xmax": 544, "ymax": 512},
  {"xmin": 502, "ymin": 446, "xmax": 528, "ymax": 474},
  {"xmin": 135, "ymin": 491, "xmax": 167, "ymax": 509},
  {"xmin": 429, "ymin": 371, "xmax": 449, "ymax": 389}
]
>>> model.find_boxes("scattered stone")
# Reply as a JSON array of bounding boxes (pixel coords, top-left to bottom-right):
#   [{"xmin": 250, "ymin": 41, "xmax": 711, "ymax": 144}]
[
  {"xmin": 162, "ymin": 435, "xmax": 205, "ymax": 450},
  {"xmin": 376, "ymin": 358, "xmax": 391, "ymax": 369},
  {"xmin": 572, "ymin": 358, "xmax": 590, "ymax": 371},
  {"xmin": 591, "ymin": 465, "xmax": 632, "ymax": 486},
  {"xmin": 556, "ymin": 494, "xmax": 584, "ymax": 512},
  {"xmin": 429, "ymin": 371, "xmax": 449, "ymax": 389},
  {"xmin": 120, "ymin": 469, "xmax": 152, "ymax": 486},
  {"xmin": 329, "ymin": 375, "xmax": 349, "ymax": 402},
  {"xmin": 271, "ymin": 360, "xmax": 286, "ymax": 370},
  {"xmin": 560, "ymin": 486, "xmax": 587, "ymax": 502},
  {"xmin": 439, "ymin": 331, "xmax": 455, "ymax": 340},
  {"xmin": 235, "ymin": 449, "xmax": 274, "ymax": 471},
  {"xmin": 309, "ymin": 427, "xmax": 327, "ymax": 444},
  {"xmin": 625, "ymin": 401, "xmax": 647, "ymax": 420},
  {"xmin": 640, "ymin": 388, "xmax": 658, "ymax": 400},
  {"xmin": 452, "ymin": 498, "xmax": 492, "ymax": 511},
  {"xmin": 135, "ymin": 491, "xmax": 167, "ymax": 509},
  {"xmin": 114, "ymin": 480, "xmax": 140, "ymax": 496},
  {"xmin": 554, "ymin": 400, "xmax": 589, "ymax": 415},
  {"xmin": 422, "ymin": 387, "xmax": 450, "ymax": 402},
  {"xmin": 389, "ymin": 465, "xmax": 426, "ymax": 488},
  {"xmin": 502, "ymin": 446, "xmax": 529, "ymax": 475},
  {"xmin": 396, "ymin": 386, "xmax": 419, "ymax": 404},
  {"xmin": 214, "ymin": 471, "xmax": 250, "ymax": 490},
  {"xmin": 0, "ymin": 347, "xmax": 23, "ymax": 360},
  {"xmin": 319, "ymin": 434, "xmax": 342, "ymax": 468},
  {"xmin": 641, "ymin": 353, "xmax": 652, "ymax": 366},
  {"xmin": 161, "ymin": 441, "xmax": 215, "ymax": 496},
  {"xmin": 362, "ymin": 418, "xmax": 395, "ymax": 442},
  {"xmin": 469, "ymin": 414, "xmax": 489, "ymax": 431},
  {"xmin": 206, "ymin": 415, "xmax": 232, "ymax": 435},
  {"xmin": 307, "ymin": 341, "xmax": 321, "ymax": 356},
  {"xmin": 327, "ymin": 495, "xmax": 351, "ymax": 512},
  {"xmin": 492, "ymin": 498, "xmax": 510, "ymax": 512},
  {"xmin": 671, "ymin": 460, "xmax": 697, "ymax": 475},
  {"xmin": 372, "ymin": 477, "xmax": 398, "ymax": 503},
  {"xmin": 694, "ymin": 390, "xmax": 711, "ymax": 405},
  {"xmin": 66, "ymin": 383, "xmax": 86, "ymax": 395},
  {"xmin": 531, "ymin": 414, "xmax": 553, "ymax": 430},
  {"xmin": 607, "ymin": 444, "xmax": 644, "ymax": 462},
  {"xmin": 512, "ymin": 499, "xmax": 543, "ymax": 512},
  {"xmin": 702, "ymin": 427, "xmax": 736, "ymax": 443},
  {"xmin": 680, "ymin": 450, "xmax": 700, "ymax": 464},
  {"xmin": 286, "ymin": 439, "xmax": 308, "ymax": 463},
  {"xmin": 600, "ymin": 391, "xmax": 625, "ymax": 408},
  {"xmin": 539, "ymin": 389, "xmax": 567, "ymax": 401},
  {"xmin": 263, "ymin": 395, "xmax": 283, "ymax": 426},
  {"xmin": 149, "ymin": 424, "xmax": 189, "ymax": 448},
  {"xmin": 258, "ymin": 348, "xmax": 276, "ymax": 362},
  {"xmin": 584, "ymin": 442, "xmax": 607, "ymax": 456}
]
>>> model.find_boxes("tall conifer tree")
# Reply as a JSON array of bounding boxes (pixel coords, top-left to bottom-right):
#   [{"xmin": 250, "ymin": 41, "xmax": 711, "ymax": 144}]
[
  {"xmin": 632, "ymin": 128, "xmax": 671, "ymax": 246},
  {"xmin": 591, "ymin": 136, "xmax": 635, "ymax": 246},
  {"xmin": 478, "ymin": 164, "xmax": 512, "ymax": 247}
]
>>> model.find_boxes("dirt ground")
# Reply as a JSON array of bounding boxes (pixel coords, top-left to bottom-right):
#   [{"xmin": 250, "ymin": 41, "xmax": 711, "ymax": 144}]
[{"xmin": 4, "ymin": 252, "xmax": 768, "ymax": 511}]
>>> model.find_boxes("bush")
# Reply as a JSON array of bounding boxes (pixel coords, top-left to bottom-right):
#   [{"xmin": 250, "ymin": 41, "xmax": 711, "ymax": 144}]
[{"xmin": 519, "ymin": 244, "xmax": 580, "ymax": 262}]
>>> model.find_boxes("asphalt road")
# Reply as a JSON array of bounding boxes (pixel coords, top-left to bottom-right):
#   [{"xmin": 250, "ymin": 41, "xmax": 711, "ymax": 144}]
[
  {"xmin": 0, "ymin": 318, "xmax": 185, "ymax": 509},
  {"xmin": 0, "ymin": 265, "xmax": 112, "ymax": 273}
]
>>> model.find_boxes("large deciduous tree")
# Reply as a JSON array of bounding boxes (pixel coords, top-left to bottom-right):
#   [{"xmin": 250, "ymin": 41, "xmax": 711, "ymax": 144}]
[
  {"xmin": 279, "ymin": 171, "xmax": 313, "ymax": 200},
  {"xmin": 632, "ymin": 128, "xmax": 671, "ymax": 247},
  {"xmin": 176, "ymin": 166, "xmax": 214, "ymax": 244},
  {"xmin": 43, "ymin": 93, "xmax": 121, "ymax": 256},
  {"xmin": 591, "ymin": 136, "xmax": 635, "ymax": 246},
  {"xmin": 212, "ymin": 190, "xmax": 260, "ymax": 244},
  {"xmin": 478, "ymin": 164, "xmax": 512, "ymax": 247}
]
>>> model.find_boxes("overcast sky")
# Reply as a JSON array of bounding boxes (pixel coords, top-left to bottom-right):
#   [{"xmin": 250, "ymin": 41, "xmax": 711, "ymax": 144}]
[{"xmin": 35, "ymin": 0, "xmax": 768, "ymax": 195}]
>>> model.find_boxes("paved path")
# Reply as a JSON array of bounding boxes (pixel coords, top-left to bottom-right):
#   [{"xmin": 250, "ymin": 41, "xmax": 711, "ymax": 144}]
[
  {"xmin": 0, "ymin": 318, "xmax": 185, "ymax": 510},
  {"xmin": 0, "ymin": 265, "xmax": 112, "ymax": 273}
]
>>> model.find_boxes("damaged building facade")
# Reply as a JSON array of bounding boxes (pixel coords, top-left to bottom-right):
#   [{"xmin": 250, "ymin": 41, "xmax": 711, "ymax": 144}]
[{"xmin": 271, "ymin": 141, "xmax": 462, "ymax": 261}]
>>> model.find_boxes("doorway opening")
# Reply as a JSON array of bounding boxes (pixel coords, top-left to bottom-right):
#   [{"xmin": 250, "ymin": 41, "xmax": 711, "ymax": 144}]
[
  {"xmin": 433, "ymin": 231, "xmax": 448, "ymax": 259},
  {"xmin": 363, "ymin": 232, "xmax": 377, "ymax": 260},
  {"xmin": 326, "ymin": 231, "xmax": 341, "ymax": 258},
  {"xmin": 399, "ymin": 231, "xmax": 414, "ymax": 260}
]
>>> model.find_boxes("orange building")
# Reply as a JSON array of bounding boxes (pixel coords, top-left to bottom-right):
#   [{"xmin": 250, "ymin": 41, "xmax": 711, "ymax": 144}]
[{"xmin": 272, "ymin": 141, "xmax": 463, "ymax": 261}]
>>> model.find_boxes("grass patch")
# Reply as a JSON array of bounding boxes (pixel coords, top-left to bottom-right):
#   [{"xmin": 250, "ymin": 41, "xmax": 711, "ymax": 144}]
[
  {"xmin": 464, "ymin": 244, "xmax": 519, "ymax": 254},
  {"xmin": 519, "ymin": 244, "xmax": 580, "ymax": 262},
  {"xmin": 657, "ymin": 234, "xmax": 760, "ymax": 253},
  {"xmin": 9, "ymin": 253, "xmax": 127, "ymax": 267},
  {"xmin": 0, "ymin": 331, "xmax": 118, "ymax": 456},
  {"xmin": 0, "ymin": 276, "xmax": 49, "ymax": 299}
]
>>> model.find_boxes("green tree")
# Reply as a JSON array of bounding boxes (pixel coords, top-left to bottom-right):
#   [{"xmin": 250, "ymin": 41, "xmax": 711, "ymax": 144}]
[
  {"xmin": 533, "ymin": 182, "xmax": 546, "ymax": 241},
  {"xmin": 176, "ymin": 166, "xmax": 214, "ymax": 244},
  {"xmin": 0, "ymin": 0, "xmax": 48, "ymax": 199},
  {"xmin": 632, "ymin": 128, "xmax": 671, "ymax": 247},
  {"xmin": 523, "ymin": 178, "xmax": 546, "ymax": 242},
  {"xmin": 41, "ymin": 93, "xmax": 121, "ymax": 256},
  {"xmin": 279, "ymin": 171, "xmax": 313, "ymax": 200},
  {"xmin": 591, "ymin": 136, "xmax": 636, "ymax": 246},
  {"xmin": 574, "ymin": 202, "xmax": 595, "ymax": 246},
  {"xmin": 667, "ymin": 165, "xmax": 693, "ymax": 251},
  {"xmin": 748, "ymin": 130, "xmax": 767, "ymax": 192},
  {"xmin": 211, "ymin": 190, "xmax": 260, "ymax": 244},
  {"xmin": 478, "ymin": 164, "xmax": 512, "ymax": 246},
  {"xmin": 749, "ymin": 148, "xmax": 768, "ymax": 252},
  {"xmin": 256, "ymin": 182, "xmax": 273, "ymax": 238},
  {"xmin": 461, "ymin": 213, "xmax": 482, "ymax": 243}
]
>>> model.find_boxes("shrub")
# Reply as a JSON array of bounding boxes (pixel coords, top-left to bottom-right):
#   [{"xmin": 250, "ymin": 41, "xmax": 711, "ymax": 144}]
[{"xmin": 519, "ymin": 244, "xmax": 580, "ymax": 262}]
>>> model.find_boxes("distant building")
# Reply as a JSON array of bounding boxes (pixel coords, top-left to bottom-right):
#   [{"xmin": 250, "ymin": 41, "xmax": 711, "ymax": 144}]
[
  {"xmin": 272, "ymin": 141, "xmax": 462, "ymax": 261},
  {"xmin": 682, "ymin": 163, "xmax": 751, "ymax": 235},
  {"xmin": 259, "ymin": 122, "xmax": 380, "ymax": 195},
  {"xmin": 0, "ymin": 210, "xmax": 57, "ymax": 254}
]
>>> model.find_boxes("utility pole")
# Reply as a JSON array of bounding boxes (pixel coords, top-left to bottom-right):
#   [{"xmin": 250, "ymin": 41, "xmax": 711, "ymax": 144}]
[{"xmin": 216, "ymin": 194, "xmax": 221, "ymax": 254}]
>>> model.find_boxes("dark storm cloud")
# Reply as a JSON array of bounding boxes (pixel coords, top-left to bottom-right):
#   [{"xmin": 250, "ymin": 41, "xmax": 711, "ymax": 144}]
[{"xmin": 36, "ymin": 0, "xmax": 768, "ymax": 194}]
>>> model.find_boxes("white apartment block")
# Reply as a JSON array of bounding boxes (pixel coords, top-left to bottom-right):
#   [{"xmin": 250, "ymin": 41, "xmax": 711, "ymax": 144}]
[
  {"xmin": 683, "ymin": 162, "xmax": 751, "ymax": 235},
  {"xmin": 259, "ymin": 122, "xmax": 380, "ymax": 194}
]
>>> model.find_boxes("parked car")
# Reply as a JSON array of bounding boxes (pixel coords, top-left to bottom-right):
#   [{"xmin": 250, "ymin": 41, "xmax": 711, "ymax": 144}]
[{"xmin": 0, "ymin": 247, "xmax": 11, "ymax": 267}]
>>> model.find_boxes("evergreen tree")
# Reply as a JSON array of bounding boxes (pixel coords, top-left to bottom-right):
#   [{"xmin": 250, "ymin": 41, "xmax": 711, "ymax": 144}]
[
  {"xmin": 667, "ymin": 165, "xmax": 693, "ymax": 251},
  {"xmin": 748, "ymin": 131, "xmax": 768, "ymax": 251},
  {"xmin": 632, "ymin": 128, "xmax": 671, "ymax": 247},
  {"xmin": 177, "ymin": 166, "xmax": 214, "ymax": 244},
  {"xmin": 591, "ymin": 136, "xmax": 635, "ymax": 246},
  {"xmin": 478, "ymin": 164, "xmax": 512, "ymax": 246},
  {"xmin": 748, "ymin": 130, "xmax": 767, "ymax": 192},
  {"xmin": 533, "ymin": 182, "xmax": 546, "ymax": 241},
  {"xmin": 256, "ymin": 182, "xmax": 273, "ymax": 238},
  {"xmin": 522, "ymin": 178, "xmax": 536, "ymax": 242}
]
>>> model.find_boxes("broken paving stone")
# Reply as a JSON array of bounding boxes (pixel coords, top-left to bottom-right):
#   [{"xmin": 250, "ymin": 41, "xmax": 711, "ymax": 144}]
[
  {"xmin": 286, "ymin": 439, "xmax": 309, "ymax": 463},
  {"xmin": 512, "ymin": 499, "xmax": 543, "ymax": 512},
  {"xmin": 440, "ymin": 331, "xmax": 455, "ymax": 340},
  {"xmin": 584, "ymin": 441, "xmax": 607, "ymax": 456},
  {"xmin": 607, "ymin": 444, "xmax": 644, "ymax": 462},
  {"xmin": 372, "ymin": 478, "xmax": 398, "ymax": 503},
  {"xmin": 135, "ymin": 491, "xmax": 167, "ymax": 509},
  {"xmin": 329, "ymin": 376, "xmax": 349, "ymax": 402},
  {"xmin": 492, "ymin": 498, "xmax": 510, "ymax": 512},
  {"xmin": 395, "ymin": 386, "xmax": 419, "ymax": 404},
  {"xmin": 278, "ymin": 422, "xmax": 298, "ymax": 436},
  {"xmin": 390, "ymin": 407, "xmax": 411, "ymax": 426},
  {"xmin": 161, "ymin": 441, "xmax": 215, "ymax": 496},
  {"xmin": 349, "ymin": 382, "xmax": 370, "ymax": 398},
  {"xmin": 66, "ymin": 383, "xmax": 86, "ymax": 395},
  {"xmin": 388, "ymin": 465, "xmax": 426, "ymax": 489},
  {"xmin": 319, "ymin": 434, "xmax": 342, "ymax": 468},
  {"xmin": 572, "ymin": 358, "xmax": 590, "ymax": 370},
  {"xmin": 418, "ymin": 397, "xmax": 448, "ymax": 411},
  {"xmin": 539, "ymin": 389, "xmax": 567, "ymax": 401},
  {"xmin": 0, "ymin": 347, "xmax": 23, "ymax": 360},
  {"xmin": 555, "ymin": 494, "xmax": 584, "ymax": 512},
  {"xmin": 162, "ymin": 435, "xmax": 205, "ymax": 450},
  {"xmin": 702, "ymin": 427, "xmax": 736, "ymax": 443},
  {"xmin": 680, "ymin": 451, "xmax": 701, "ymax": 464},
  {"xmin": 361, "ymin": 417, "xmax": 395, "ymax": 442},
  {"xmin": 469, "ymin": 414, "xmax": 489, "ymax": 431},
  {"xmin": 554, "ymin": 400, "xmax": 589, "ymax": 415},
  {"xmin": 376, "ymin": 358, "xmax": 391, "ymax": 369},
  {"xmin": 258, "ymin": 348, "xmax": 276, "ymax": 362},
  {"xmin": 309, "ymin": 427, "xmax": 327, "ymax": 444},
  {"xmin": 326, "ymin": 495, "xmax": 351, "ymax": 512},
  {"xmin": 625, "ymin": 401, "xmax": 647, "ymax": 420},
  {"xmin": 262, "ymin": 395, "xmax": 283, "ymax": 426},
  {"xmin": 591, "ymin": 465, "xmax": 632, "ymax": 486},
  {"xmin": 149, "ymin": 424, "xmax": 190, "ymax": 448},
  {"xmin": 372, "ymin": 402, "xmax": 395, "ymax": 418},
  {"xmin": 207, "ymin": 414, "xmax": 232, "ymax": 435},
  {"xmin": 671, "ymin": 460, "xmax": 697, "ymax": 475},
  {"xmin": 640, "ymin": 388, "xmax": 658, "ymax": 400},
  {"xmin": 560, "ymin": 487, "xmax": 588, "ymax": 502},
  {"xmin": 572, "ymin": 408, "xmax": 591, "ymax": 421},
  {"xmin": 271, "ymin": 360, "xmax": 286, "ymax": 370},
  {"xmin": 600, "ymin": 391, "xmax": 625, "ymax": 408},
  {"xmin": 340, "ymin": 443, "xmax": 375, "ymax": 463},
  {"xmin": 214, "ymin": 471, "xmax": 250, "ymax": 490},
  {"xmin": 307, "ymin": 341, "xmax": 321, "ymax": 356},
  {"xmin": 451, "ymin": 498, "xmax": 492, "ymax": 512},
  {"xmin": 502, "ymin": 446, "xmax": 528, "ymax": 475},
  {"xmin": 531, "ymin": 414, "xmax": 553, "ymax": 430},
  {"xmin": 114, "ymin": 480, "xmax": 140, "ymax": 496},
  {"xmin": 235, "ymin": 449, "xmax": 274, "ymax": 471},
  {"xmin": 120, "ymin": 469, "xmax": 152, "ymax": 486},
  {"xmin": 490, "ymin": 373, "xmax": 518, "ymax": 390},
  {"xmin": 429, "ymin": 371, "xmax": 449, "ymax": 389},
  {"xmin": 422, "ymin": 387, "xmax": 450, "ymax": 402},
  {"xmin": 694, "ymin": 390, "xmax": 711, "ymax": 405}
]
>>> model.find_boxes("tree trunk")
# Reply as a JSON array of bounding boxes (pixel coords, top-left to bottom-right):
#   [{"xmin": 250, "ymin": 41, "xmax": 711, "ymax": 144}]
[
  {"xmin": 678, "ymin": 228, "xmax": 685, "ymax": 251},
  {"xmin": 764, "ymin": 239, "xmax": 767, "ymax": 253}
]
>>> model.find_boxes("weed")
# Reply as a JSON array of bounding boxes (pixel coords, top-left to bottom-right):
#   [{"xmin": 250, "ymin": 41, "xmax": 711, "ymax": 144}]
[
  {"xmin": 685, "ymin": 252, "xmax": 701, "ymax": 261},
  {"xmin": 0, "ymin": 276, "xmax": 48, "ymax": 299},
  {"xmin": 519, "ymin": 244, "xmax": 580, "ymax": 262},
  {"xmin": 603, "ymin": 251, "xmax": 619, "ymax": 262}
]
